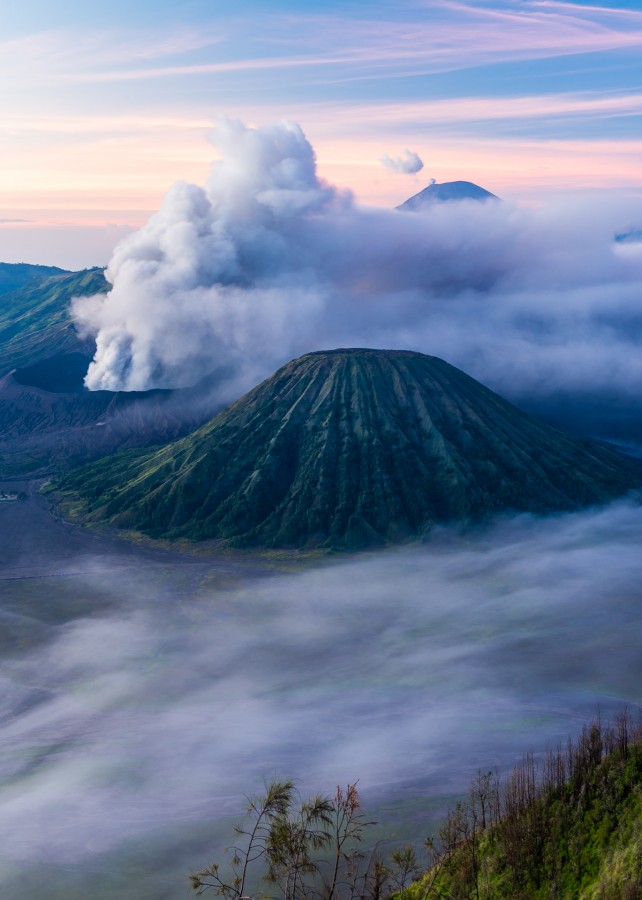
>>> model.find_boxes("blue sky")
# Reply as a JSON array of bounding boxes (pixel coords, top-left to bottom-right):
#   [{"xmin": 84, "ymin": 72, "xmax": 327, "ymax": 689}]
[{"xmin": 2, "ymin": 0, "xmax": 642, "ymax": 266}]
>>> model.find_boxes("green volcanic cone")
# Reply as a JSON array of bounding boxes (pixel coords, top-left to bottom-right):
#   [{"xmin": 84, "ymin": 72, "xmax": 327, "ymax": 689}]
[{"xmin": 55, "ymin": 349, "xmax": 642, "ymax": 549}]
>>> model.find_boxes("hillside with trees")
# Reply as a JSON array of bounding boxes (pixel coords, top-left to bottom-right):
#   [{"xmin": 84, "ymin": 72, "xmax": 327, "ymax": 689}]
[
  {"xmin": 191, "ymin": 713, "xmax": 642, "ymax": 899},
  {"xmin": 414, "ymin": 711, "xmax": 642, "ymax": 898}
]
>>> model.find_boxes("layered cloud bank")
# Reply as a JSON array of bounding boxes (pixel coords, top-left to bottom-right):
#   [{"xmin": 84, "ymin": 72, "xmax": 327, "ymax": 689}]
[{"xmin": 74, "ymin": 119, "xmax": 642, "ymax": 429}]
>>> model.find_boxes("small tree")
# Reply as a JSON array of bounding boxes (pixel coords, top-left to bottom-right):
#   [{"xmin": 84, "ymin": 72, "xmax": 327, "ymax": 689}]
[
  {"xmin": 389, "ymin": 845, "xmax": 420, "ymax": 891},
  {"xmin": 190, "ymin": 779, "xmax": 295, "ymax": 897},
  {"xmin": 324, "ymin": 783, "xmax": 375, "ymax": 900},
  {"xmin": 265, "ymin": 794, "xmax": 334, "ymax": 900},
  {"xmin": 190, "ymin": 781, "xmax": 377, "ymax": 900},
  {"xmin": 362, "ymin": 853, "xmax": 391, "ymax": 900}
]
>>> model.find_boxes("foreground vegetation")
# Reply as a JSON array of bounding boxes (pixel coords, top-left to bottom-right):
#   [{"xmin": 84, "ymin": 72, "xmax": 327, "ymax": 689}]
[
  {"xmin": 414, "ymin": 710, "xmax": 642, "ymax": 898},
  {"xmin": 190, "ymin": 781, "xmax": 422, "ymax": 900},
  {"xmin": 192, "ymin": 712, "xmax": 642, "ymax": 899}
]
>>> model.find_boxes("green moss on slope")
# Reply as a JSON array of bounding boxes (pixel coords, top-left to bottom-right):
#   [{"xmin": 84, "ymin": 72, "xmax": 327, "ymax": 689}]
[{"xmin": 54, "ymin": 349, "xmax": 642, "ymax": 550}]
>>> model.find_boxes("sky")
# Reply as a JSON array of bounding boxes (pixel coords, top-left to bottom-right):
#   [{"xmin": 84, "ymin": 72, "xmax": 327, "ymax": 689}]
[{"xmin": 2, "ymin": 0, "xmax": 642, "ymax": 267}]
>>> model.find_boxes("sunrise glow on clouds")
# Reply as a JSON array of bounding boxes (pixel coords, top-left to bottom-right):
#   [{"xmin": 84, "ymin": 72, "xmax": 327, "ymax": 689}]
[{"xmin": 2, "ymin": 0, "xmax": 642, "ymax": 267}]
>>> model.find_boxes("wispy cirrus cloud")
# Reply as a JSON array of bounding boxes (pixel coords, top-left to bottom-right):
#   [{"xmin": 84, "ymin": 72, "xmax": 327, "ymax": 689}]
[
  {"xmin": 5, "ymin": 1, "xmax": 642, "ymax": 87},
  {"xmin": 7, "ymin": 87, "xmax": 642, "ymax": 139},
  {"xmin": 0, "ymin": 26, "xmax": 224, "ymax": 83},
  {"xmin": 323, "ymin": 90, "xmax": 642, "ymax": 132}
]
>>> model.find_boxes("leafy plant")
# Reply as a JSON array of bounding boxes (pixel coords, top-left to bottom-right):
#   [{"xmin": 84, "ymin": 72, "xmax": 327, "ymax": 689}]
[{"xmin": 190, "ymin": 781, "xmax": 376, "ymax": 900}]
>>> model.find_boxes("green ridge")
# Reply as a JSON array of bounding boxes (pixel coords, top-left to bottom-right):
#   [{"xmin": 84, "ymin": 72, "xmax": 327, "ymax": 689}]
[
  {"xmin": 410, "ymin": 721, "xmax": 642, "ymax": 898},
  {"xmin": 0, "ymin": 267, "xmax": 108, "ymax": 376},
  {"xmin": 0, "ymin": 262, "xmax": 69, "ymax": 295},
  {"xmin": 54, "ymin": 349, "xmax": 642, "ymax": 550}
]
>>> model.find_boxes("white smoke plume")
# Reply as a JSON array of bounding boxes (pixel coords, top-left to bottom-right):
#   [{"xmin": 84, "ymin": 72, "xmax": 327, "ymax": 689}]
[
  {"xmin": 74, "ymin": 118, "xmax": 642, "ymax": 434},
  {"xmin": 379, "ymin": 148, "xmax": 425, "ymax": 174}
]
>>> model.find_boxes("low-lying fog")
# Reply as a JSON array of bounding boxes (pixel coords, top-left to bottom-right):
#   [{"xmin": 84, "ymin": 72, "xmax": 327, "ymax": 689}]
[{"xmin": 1, "ymin": 494, "xmax": 641, "ymax": 898}]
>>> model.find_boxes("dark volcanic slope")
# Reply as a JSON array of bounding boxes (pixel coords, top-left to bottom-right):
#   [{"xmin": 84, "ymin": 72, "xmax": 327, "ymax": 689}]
[
  {"xmin": 56, "ymin": 349, "xmax": 642, "ymax": 550},
  {"xmin": 0, "ymin": 354, "xmax": 220, "ymax": 478}
]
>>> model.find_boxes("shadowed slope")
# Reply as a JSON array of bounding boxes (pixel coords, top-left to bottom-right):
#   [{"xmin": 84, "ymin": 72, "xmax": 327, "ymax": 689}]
[
  {"xmin": 0, "ymin": 355, "xmax": 223, "ymax": 478},
  {"xmin": 56, "ymin": 349, "xmax": 642, "ymax": 550}
]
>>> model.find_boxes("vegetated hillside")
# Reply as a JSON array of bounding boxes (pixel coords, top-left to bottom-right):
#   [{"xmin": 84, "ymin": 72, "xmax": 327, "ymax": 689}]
[
  {"xmin": 189, "ymin": 716, "xmax": 642, "ymax": 900},
  {"xmin": 412, "ymin": 714, "xmax": 642, "ymax": 899},
  {"xmin": 0, "ymin": 266, "xmax": 107, "ymax": 376},
  {"xmin": 0, "ymin": 262, "xmax": 69, "ymax": 295},
  {"xmin": 0, "ymin": 353, "xmax": 221, "ymax": 478},
  {"xmin": 54, "ymin": 349, "xmax": 642, "ymax": 550},
  {"xmin": 396, "ymin": 181, "xmax": 499, "ymax": 212}
]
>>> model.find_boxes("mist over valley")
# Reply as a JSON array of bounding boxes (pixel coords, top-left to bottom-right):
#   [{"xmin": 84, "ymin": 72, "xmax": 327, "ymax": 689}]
[{"xmin": 1, "ymin": 483, "xmax": 641, "ymax": 897}]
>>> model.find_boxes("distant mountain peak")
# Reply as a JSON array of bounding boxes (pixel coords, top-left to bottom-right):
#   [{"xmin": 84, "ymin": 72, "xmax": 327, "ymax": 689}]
[{"xmin": 396, "ymin": 180, "xmax": 500, "ymax": 212}]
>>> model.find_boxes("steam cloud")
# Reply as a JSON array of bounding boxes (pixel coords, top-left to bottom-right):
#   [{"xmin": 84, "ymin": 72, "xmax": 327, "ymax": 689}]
[
  {"xmin": 74, "ymin": 118, "xmax": 642, "ymax": 439},
  {"xmin": 380, "ymin": 149, "xmax": 425, "ymax": 174}
]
